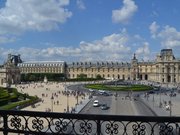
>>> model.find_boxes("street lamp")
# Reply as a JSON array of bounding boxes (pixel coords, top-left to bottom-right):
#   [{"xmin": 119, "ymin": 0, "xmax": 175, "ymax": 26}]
[
  {"xmin": 115, "ymin": 92, "xmax": 117, "ymax": 100},
  {"xmin": 169, "ymin": 89, "xmax": 174, "ymax": 116},
  {"xmin": 76, "ymin": 95, "xmax": 79, "ymax": 105},
  {"xmin": 51, "ymin": 95, "xmax": 54, "ymax": 112},
  {"xmin": 153, "ymin": 92, "xmax": 155, "ymax": 107},
  {"xmin": 67, "ymin": 93, "xmax": 69, "ymax": 113},
  {"xmin": 130, "ymin": 90, "xmax": 133, "ymax": 101},
  {"xmin": 159, "ymin": 86, "xmax": 162, "ymax": 108},
  {"xmin": 169, "ymin": 100, "xmax": 172, "ymax": 116},
  {"xmin": 76, "ymin": 90, "xmax": 79, "ymax": 105},
  {"xmin": 115, "ymin": 81, "xmax": 117, "ymax": 87}
]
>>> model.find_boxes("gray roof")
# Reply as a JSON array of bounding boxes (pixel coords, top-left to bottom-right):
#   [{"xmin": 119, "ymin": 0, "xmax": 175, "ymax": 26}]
[
  {"xmin": 138, "ymin": 62, "xmax": 155, "ymax": 65},
  {"xmin": 18, "ymin": 61, "xmax": 65, "ymax": 67},
  {"xmin": 67, "ymin": 61, "xmax": 131, "ymax": 68}
]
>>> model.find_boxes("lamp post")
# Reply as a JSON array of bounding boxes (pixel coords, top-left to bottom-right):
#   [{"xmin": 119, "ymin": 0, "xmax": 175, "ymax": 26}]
[
  {"xmin": 76, "ymin": 95, "xmax": 79, "ymax": 105},
  {"xmin": 67, "ymin": 93, "xmax": 69, "ymax": 113},
  {"xmin": 115, "ymin": 81, "xmax": 117, "ymax": 87},
  {"xmin": 115, "ymin": 92, "xmax": 117, "ymax": 100},
  {"xmin": 169, "ymin": 89, "xmax": 174, "ymax": 116},
  {"xmin": 130, "ymin": 90, "xmax": 133, "ymax": 101},
  {"xmin": 159, "ymin": 86, "xmax": 162, "ymax": 108},
  {"xmin": 153, "ymin": 92, "xmax": 155, "ymax": 107},
  {"xmin": 76, "ymin": 90, "xmax": 79, "ymax": 105},
  {"xmin": 169, "ymin": 99, "xmax": 172, "ymax": 116},
  {"xmin": 51, "ymin": 95, "xmax": 54, "ymax": 112}
]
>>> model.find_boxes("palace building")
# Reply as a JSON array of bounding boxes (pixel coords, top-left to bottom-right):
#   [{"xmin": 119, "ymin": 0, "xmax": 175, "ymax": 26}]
[
  {"xmin": 66, "ymin": 49, "xmax": 180, "ymax": 84},
  {"xmin": 66, "ymin": 61, "xmax": 131, "ymax": 80},
  {"xmin": 18, "ymin": 61, "xmax": 66, "ymax": 74},
  {"xmin": 0, "ymin": 49, "xmax": 179, "ymax": 87}
]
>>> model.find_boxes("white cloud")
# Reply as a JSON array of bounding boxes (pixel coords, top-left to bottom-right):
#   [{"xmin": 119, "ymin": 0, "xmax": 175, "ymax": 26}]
[
  {"xmin": 58, "ymin": 0, "xmax": 70, "ymax": 6},
  {"xmin": 157, "ymin": 26, "xmax": 180, "ymax": 48},
  {"xmin": 112, "ymin": 0, "xmax": 138, "ymax": 24},
  {"xmin": 0, "ymin": 30, "xmax": 153, "ymax": 62},
  {"xmin": 149, "ymin": 21, "xmax": 159, "ymax": 38},
  {"xmin": 135, "ymin": 42, "xmax": 151, "ymax": 61},
  {"xmin": 0, "ymin": 0, "xmax": 72, "ymax": 36},
  {"xmin": 150, "ymin": 22, "xmax": 180, "ymax": 49},
  {"xmin": 78, "ymin": 32, "xmax": 131, "ymax": 61},
  {"xmin": 0, "ymin": 31, "xmax": 135, "ymax": 62},
  {"xmin": 76, "ymin": 0, "xmax": 86, "ymax": 10}
]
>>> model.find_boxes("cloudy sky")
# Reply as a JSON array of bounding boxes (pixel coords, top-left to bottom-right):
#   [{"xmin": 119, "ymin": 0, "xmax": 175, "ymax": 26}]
[{"xmin": 0, "ymin": 0, "xmax": 180, "ymax": 63}]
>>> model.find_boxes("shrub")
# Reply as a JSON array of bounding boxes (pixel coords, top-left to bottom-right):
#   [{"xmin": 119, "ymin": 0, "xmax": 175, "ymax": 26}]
[{"xmin": 0, "ymin": 87, "xmax": 39, "ymax": 110}]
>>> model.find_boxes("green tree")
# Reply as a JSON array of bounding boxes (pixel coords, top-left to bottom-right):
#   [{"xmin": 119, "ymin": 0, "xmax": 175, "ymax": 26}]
[
  {"xmin": 96, "ymin": 74, "xmax": 102, "ymax": 79},
  {"xmin": 77, "ymin": 74, "xmax": 87, "ymax": 79},
  {"xmin": 29, "ymin": 74, "xmax": 36, "ymax": 81},
  {"xmin": 21, "ymin": 73, "xmax": 65, "ymax": 82}
]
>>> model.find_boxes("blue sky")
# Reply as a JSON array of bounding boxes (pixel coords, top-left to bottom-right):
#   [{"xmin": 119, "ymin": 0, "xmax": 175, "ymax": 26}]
[{"xmin": 0, "ymin": 0, "xmax": 180, "ymax": 63}]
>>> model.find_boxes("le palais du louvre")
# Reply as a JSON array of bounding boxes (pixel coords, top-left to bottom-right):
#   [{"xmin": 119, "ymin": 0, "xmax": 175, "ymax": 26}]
[{"xmin": 0, "ymin": 49, "xmax": 180, "ymax": 87}]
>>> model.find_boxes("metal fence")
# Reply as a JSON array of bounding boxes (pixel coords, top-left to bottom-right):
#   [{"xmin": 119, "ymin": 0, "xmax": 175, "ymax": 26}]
[{"xmin": 0, "ymin": 110, "xmax": 180, "ymax": 135}]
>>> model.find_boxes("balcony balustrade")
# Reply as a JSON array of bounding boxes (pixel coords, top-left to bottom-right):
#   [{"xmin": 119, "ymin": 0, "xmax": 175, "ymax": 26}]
[{"xmin": 0, "ymin": 110, "xmax": 179, "ymax": 135}]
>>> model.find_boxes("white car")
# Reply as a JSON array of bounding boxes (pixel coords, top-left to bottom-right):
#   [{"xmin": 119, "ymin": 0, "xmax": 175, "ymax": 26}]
[
  {"xmin": 89, "ymin": 89, "xmax": 94, "ymax": 92},
  {"xmin": 98, "ymin": 90, "xmax": 105, "ymax": 95},
  {"xmin": 93, "ymin": 100, "xmax": 99, "ymax": 107}
]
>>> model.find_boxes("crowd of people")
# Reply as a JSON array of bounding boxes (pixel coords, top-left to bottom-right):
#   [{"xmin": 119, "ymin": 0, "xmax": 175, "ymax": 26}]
[{"xmin": 13, "ymin": 82, "xmax": 89, "ymax": 113}]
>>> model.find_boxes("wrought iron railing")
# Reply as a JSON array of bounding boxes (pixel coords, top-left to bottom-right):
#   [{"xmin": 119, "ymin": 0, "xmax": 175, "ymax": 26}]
[{"xmin": 0, "ymin": 110, "xmax": 180, "ymax": 135}]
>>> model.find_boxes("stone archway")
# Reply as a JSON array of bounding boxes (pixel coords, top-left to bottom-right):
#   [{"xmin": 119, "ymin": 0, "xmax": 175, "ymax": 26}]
[
  {"xmin": 122, "ymin": 75, "xmax": 125, "ymax": 80},
  {"xmin": 145, "ymin": 74, "xmax": 148, "ymax": 80},
  {"xmin": 11, "ymin": 74, "xmax": 15, "ymax": 84},
  {"xmin": 1, "ymin": 79, "xmax": 3, "ymax": 85},
  {"xmin": 140, "ymin": 75, "xmax": 142, "ymax": 80},
  {"xmin": 168, "ymin": 75, "xmax": 171, "ymax": 82}
]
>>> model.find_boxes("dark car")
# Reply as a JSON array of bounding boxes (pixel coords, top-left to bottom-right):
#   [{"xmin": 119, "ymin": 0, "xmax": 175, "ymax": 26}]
[
  {"xmin": 148, "ymin": 90, "xmax": 155, "ymax": 94},
  {"xmin": 103, "ymin": 91, "xmax": 112, "ymax": 96},
  {"xmin": 101, "ymin": 104, "xmax": 109, "ymax": 110}
]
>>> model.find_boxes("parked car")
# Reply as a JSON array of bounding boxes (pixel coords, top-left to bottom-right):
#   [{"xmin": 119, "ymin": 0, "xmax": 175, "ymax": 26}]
[
  {"xmin": 93, "ymin": 100, "xmax": 99, "ymax": 107},
  {"xmin": 101, "ymin": 104, "xmax": 109, "ymax": 110}
]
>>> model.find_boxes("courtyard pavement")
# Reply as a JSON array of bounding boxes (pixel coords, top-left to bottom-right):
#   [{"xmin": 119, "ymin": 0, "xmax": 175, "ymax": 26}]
[{"xmin": 12, "ymin": 82, "xmax": 90, "ymax": 113}]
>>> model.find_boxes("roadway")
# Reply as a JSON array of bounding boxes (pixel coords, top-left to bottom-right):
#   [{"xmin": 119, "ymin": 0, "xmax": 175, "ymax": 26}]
[
  {"xmin": 79, "ymin": 94, "xmax": 155, "ymax": 116},
  {"xmin": 67, "ymin": 84, "xmax": 160, "ymax": 134},
  {"xmin": 67, "ymin": 84, "xmax": 155, "ymax": 116},
  {"xmin": 79, "ymin": 94, "xmax": 158, "ymax": 134}
]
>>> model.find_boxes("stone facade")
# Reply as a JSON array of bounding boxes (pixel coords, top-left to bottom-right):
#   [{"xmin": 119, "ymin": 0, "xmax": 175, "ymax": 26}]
[
  {"xmin": 66, "ymin": 49, "xmax": 180, "ymax": 84},
  {"xmin": 66, "ymin": 61, "xmax": 131, "ymax": 80},
  {"xmin": 153, "ymin": 49, "xmax": 180, "ymax": 83}
]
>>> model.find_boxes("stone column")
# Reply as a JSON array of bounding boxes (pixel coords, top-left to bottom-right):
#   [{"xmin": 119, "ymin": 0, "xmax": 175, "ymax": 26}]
[
  {"xmin": 159, "ymin": 65, "xmax": 163, "ymax": 83},
  {"xmin": 170, "ymin": 65, "xmax": 174, "ymax": 83},
  {"xmin": 175, "ymin": 64, "xmax": 179, "ymax": 83},
  {"xmin": 156, "ymin": 67, "xmax": 158, "ymax": 82}
]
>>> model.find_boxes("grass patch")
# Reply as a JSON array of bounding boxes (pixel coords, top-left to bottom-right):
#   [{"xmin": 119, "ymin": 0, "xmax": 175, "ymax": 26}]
[{"xmin": 85, "ymin": 84, "xmax": 153, "ymax": 91}]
